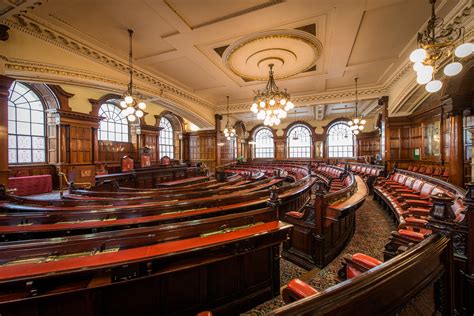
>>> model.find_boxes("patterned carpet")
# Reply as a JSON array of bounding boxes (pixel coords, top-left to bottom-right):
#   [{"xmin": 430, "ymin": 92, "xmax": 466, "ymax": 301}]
[{"xmin": 241, "ymin": 197, "xmax": 397, "ymax": 315}]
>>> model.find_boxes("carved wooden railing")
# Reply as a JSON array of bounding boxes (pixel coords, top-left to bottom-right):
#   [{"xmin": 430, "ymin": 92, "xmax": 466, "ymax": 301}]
[{"xmin": 270, "ymin": 234, "xmax": 451, "ymax": 315}]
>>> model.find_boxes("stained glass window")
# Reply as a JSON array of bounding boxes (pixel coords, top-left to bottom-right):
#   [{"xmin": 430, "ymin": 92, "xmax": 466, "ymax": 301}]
[
  {"xmin": 327, "ymin": 122, "xmax": 354, "ymax": 158},
  {"xmin": 287, "ymin": 124, "xmax": 312, "ymax": 158},
  {"xmin": 254, "ymin": 128, "xmax": 274, "ymax": 158},
  {"xmin": 159, "ymin": 117, "xmax": 174, "ymax": 159},
  {"xmin": 8, "ymin": 82, "xmax": 46, "ymax": 164},
  {"xmin": 98, "ymin": 102, "xmax": 129, "ymax": 142}
]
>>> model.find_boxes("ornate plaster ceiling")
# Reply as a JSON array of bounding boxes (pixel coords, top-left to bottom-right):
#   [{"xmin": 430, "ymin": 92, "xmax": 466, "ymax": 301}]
[
  {"xmin": 222, "ymin": 29, "xmax": 321, "ymax": 81},
  {"xmin": 1, "ymin": 0, "xmax": 472, "ymax": 125}
]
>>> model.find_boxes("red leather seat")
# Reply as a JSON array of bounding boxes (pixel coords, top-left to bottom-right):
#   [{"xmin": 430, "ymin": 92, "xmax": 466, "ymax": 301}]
[
  {"xmin": 282, "ymin": 278, "xmax": 319, "ymax": 303},
  {"xmin": 398, "ymin": 229, "xmax": 426, "ymax": 241}
]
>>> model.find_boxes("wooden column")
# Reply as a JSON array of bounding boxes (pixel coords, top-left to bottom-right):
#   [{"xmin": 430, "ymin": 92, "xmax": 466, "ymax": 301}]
[
  {"xmin": 449, "ymin": 114, "xmax": 464, "ymax": 187},
  {"xmin": 379, "ymin": 96, "xmax": 390, "ymax": 167},
  {"xmin": 470, "ymin": 128, "xmax": 474, "ymax": 182},
  {"xmin": 215, "ymin": 114, "xmax": 222, "ymax": 168},
  {"xmin": 0, "ymin": 75, "xmax": 14, "ymax": 188}
]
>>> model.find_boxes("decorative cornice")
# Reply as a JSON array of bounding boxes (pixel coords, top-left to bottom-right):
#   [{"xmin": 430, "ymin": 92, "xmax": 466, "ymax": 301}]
[
  {"xmin": 1, "ymin": 55, "xmax": 214, "ymax": 127},
  {"xmin": 218, "ymin": 86, "xmax": 388, "ymax": 113},
  {"xmin": 3, "ymin": 14, "xmax": 215, "ymax": 111}
]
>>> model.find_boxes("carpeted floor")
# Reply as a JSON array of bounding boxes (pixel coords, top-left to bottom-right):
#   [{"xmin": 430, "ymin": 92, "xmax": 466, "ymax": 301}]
[{"xmin": 241, "ymin": 197, "xmax": 397, "ymax": 315}]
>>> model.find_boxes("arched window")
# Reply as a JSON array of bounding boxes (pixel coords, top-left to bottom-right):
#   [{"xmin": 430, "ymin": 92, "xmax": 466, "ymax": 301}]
[
  {"xmin": 327, "ymin": 122, "xmax": 354, "ymax": 158},
  {"xmin": 98, "ymin": 102, "xmax": 129, "ymax": 142},
  {"xmin": 254, "ymin": 128, "xmax": 274, "ymax": 158},
  {"xmin": 159, "ymin": 117, "xmax": 174, "ymax": 159},
  {"xmin": 8, "ymin": 82, "xmax": 46, "ymax": 164},
  {"xmin": 287, "ymin": 124, "xmax": 312, "ymax": 158}
]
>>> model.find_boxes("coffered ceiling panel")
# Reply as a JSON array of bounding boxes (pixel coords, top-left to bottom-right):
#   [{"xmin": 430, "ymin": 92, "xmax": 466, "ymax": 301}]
[
  {"xmin": 33, "ymin": 0, "xmax": 178, "ymax": 58},
  {"xmin": 164, "ymin": 0, "xmax": 278, "ymax": 29},
  {"xmin": 347, "ymin": 0, "xmax": 428, "ymax": 66},
  {"xmin": 151, "ymin": 57, "xmax": 223, "ymax": 91}
]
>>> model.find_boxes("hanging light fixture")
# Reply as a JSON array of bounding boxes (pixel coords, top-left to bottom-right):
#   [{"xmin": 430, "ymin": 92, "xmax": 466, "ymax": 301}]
[
  {"xmin": 120, "ymin": 29, "xmax": 146, "ymax": 122},
  {"xmin": 223, "ymin": 96, "xmax": 236, "ymax": 140},
  {"xmin": 348, "ymin": 77, "xmax": 366, "ymax": 136},
  {"xmin": 250, "ymin": 64, "xmax": 293, "ymax": 126},
  {"xmin": 291, "ymin": 109, "xmax": 299, "ymax": 140},
  {"xmin": 248, "ymin": 112, "xmax": 257, "ymax": 145},
  {"xmin": 409, "ymin": 0, "xmax": 473, "ymax": 93}
]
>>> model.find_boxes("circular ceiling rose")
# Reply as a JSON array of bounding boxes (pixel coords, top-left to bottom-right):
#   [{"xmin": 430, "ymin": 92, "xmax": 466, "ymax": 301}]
[{"xmin": 223, "ymin": 29, "xmax": 322, "ymax": 81}]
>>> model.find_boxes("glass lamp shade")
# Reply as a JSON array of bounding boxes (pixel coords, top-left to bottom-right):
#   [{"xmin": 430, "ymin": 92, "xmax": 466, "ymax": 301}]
[
  {"xmin": 417, "ymin": 73, "xmax": 432, "ymax": 84},
  {"xmin": 257, "ymin": 111, "xmax": 266, "ymax": 120},
  {"xmin": 358, "ymin": 125, "xmax": 364, "ymax": 130},
  {"xmin": 136, "ymin": 110, "xmax": 144, "ymax": 118},
  {"xmin": 419, "ymin": 65, "xmax": 434, "ymax": 75},
  {"xmin": 120, "ymin": 101, "xmax": 127, "ymax": 108},
  {"xmin": 425, "ymin": 80, "xmax": 443, "ymax": 93},
  {"xmin": 251, "ymin": 107, "xmax": 258, "ymax": 114},
  {"xmin": 443, "ymin": 62, "xmax": 463, "ymax": 77},
  {"xmin": 287, "ymin": 101, "xmax": 294, "ymax": 109},
  {"xmin": 360, "ymin": 119, "xmax": 366, "ymax": 125},
  {"xmin": 348, "ymin": 121, "xmax": 353, "ymax": 126},
  {"xmin": 274, "ymin": 118, "xmax": 281, "ymax": 125},
  {"xmin": 138, "ymin": 102, "xmax": 146, "ymax": 110},
  {"xmin": 259, "ymin": 101, "xmax": 266, "ymax": 108},
  {"xmin": 353, "ymin": 129, "xmax": 360, "ymax": 135},
  {"xmin": 127, "ymin": 107, "xmax": 135, "ymax": 114},
  {"xmin": 280, "ymin": 99, "xmax": 287, "ymax": 105},
  {"xmin": 124, "ymin": 95, "xmax": 134, "ymax": 104},
  {"xmin": 454, "ymin": 43, "xmax": 474, "ymax": 58},
  {"xmin": 269, "ymin": 99, "xmax": 276, "ymax": 105},
  {"xmin": 226, "ymin": 136, "xmax": 230, "ymax": 140},
  {"xmin": 353, "ymin": 118, "xmax": 360, "ymax": 124},
  {"xmin": 128, "ymin": 114, "xmax": 136, "ymax": 122},
  {"xmin": 409, "ymin": 48, "xmax": 427, "ymax": 63},
  {"xmin": 224, "ymin": 128, "xmax": 228, "ymax": 134},
  {"xmin": 252, "ymin": 103, "xmax": 258, "ymax": 108},
  {"xmin": 413, "ymin": 62, "xmax": 424, "ymax": 72}
]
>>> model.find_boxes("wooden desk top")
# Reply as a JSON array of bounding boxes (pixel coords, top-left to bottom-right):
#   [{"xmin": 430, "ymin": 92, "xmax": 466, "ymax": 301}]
[
  {"xmin": 0, "ymin": 221, "xmax": 291, "ymax": 282},
  {"xmin": 329, "ymin": 176, "xmax": 368, "ymax": 211}
]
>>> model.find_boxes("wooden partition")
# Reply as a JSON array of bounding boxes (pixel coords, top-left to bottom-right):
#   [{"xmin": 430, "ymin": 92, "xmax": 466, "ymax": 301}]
[{"xmin": 184, "ymin": 130, "xmax": 216, "ymax": 175}]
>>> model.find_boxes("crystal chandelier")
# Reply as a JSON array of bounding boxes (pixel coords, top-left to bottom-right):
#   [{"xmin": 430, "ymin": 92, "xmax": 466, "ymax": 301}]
[
  {"xmin": 250, "ymin": 64, "xmax": 294, "ymax": 126},
  {"xmin": 223, "ymin": 96, "xmax": 236, "ymax": 140},
  {"xmin": 348, "ymin": 77, "xmax": 366, "ymax": 135},
  {"xmin": 119, "ymin": 29, "xmax": 146, "ymax": 122},
  {"xmin": 409, "ymin": 0, "xmax": 473, "ymax": 93}
]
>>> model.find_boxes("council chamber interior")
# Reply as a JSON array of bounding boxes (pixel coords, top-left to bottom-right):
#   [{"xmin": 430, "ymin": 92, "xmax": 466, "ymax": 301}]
[{"xmin": 0, "ymin": 0, "xmax": 473, "ymax": 315}]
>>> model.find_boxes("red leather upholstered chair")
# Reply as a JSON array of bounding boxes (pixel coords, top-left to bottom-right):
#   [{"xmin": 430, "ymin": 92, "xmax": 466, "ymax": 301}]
[
  {"xmin": 160, "ymin": 156, "xmax": 171, "ymax": 166},
  {"xmin": 282, "ymin": 278, "xmax": 319, "ymax": 303},
  {"xmin": 407, "ymin": 165, "xmax": 414, "ymax": 171},
  {"xmin": 121, "ymin": 155, "xmax": 134, "ymax": 172},
  {"xmin": 441, "ymin": 169, "xmax": 449, "ymax": 181},
  {"xmin": 343, "ymin": 253, "xmax": 383, "ymax": 279},
  {"xmin": 432, "ymin": 166, "xmax": 443, "ymax": 178},
  {"xmin": 418, "ymin": 166, "xmax": 426, "ymax": 174},
  {"xmin": 424, "ymin": 166, "xmax": 433, "ymax": 175}
]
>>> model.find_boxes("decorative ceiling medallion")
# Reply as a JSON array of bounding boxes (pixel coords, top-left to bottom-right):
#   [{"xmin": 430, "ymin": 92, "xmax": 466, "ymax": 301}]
[{"xmin": 222, "ymin": 29, "xmax": 322, "ymax": 81}]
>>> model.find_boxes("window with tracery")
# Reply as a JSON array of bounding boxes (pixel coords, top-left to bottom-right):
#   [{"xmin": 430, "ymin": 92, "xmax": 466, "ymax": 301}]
[
  {"xmin": 287, "ymin": 124, "xmax": 312, "ymax": 158},
  {"xmin": 159, "ymin": 117, "xmax": 174, "ymax": 159},
  {"xmin": 327, "ymin": 122, "xmax": 354, "ymax": 158},
  {"xmin": 98, "ymin": 102, "xmax": 129, "ymax": 142},
  {"xmin": 8, "ymin": 82, "xmax": 46, "ymax": 164},
  {"xmin": 254, "ymin": 128, "xmax": 274, "ymax": 158}
]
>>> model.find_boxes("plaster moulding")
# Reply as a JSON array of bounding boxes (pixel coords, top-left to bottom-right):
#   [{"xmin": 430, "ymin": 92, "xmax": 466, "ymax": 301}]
[
  {"xmin": 218, "ymin": 86, "xmax": 388, "ymax": 113},
  {"xmin": 1, "ymin": 56, "xmax": 214, "ymax": 128},
  {"xmin": 3, "ymin": 13, "xmax": 215, "ymax": 112}
]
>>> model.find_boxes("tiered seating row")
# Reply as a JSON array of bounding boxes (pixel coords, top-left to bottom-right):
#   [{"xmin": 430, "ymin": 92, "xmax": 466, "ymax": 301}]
[
  {"xmin": 406, "ymin": 164, "xmax": 449, "ymax": 181},
  {"xmin": 373, "ymin": 169, "xmax": 466, "ymax": 258}
]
